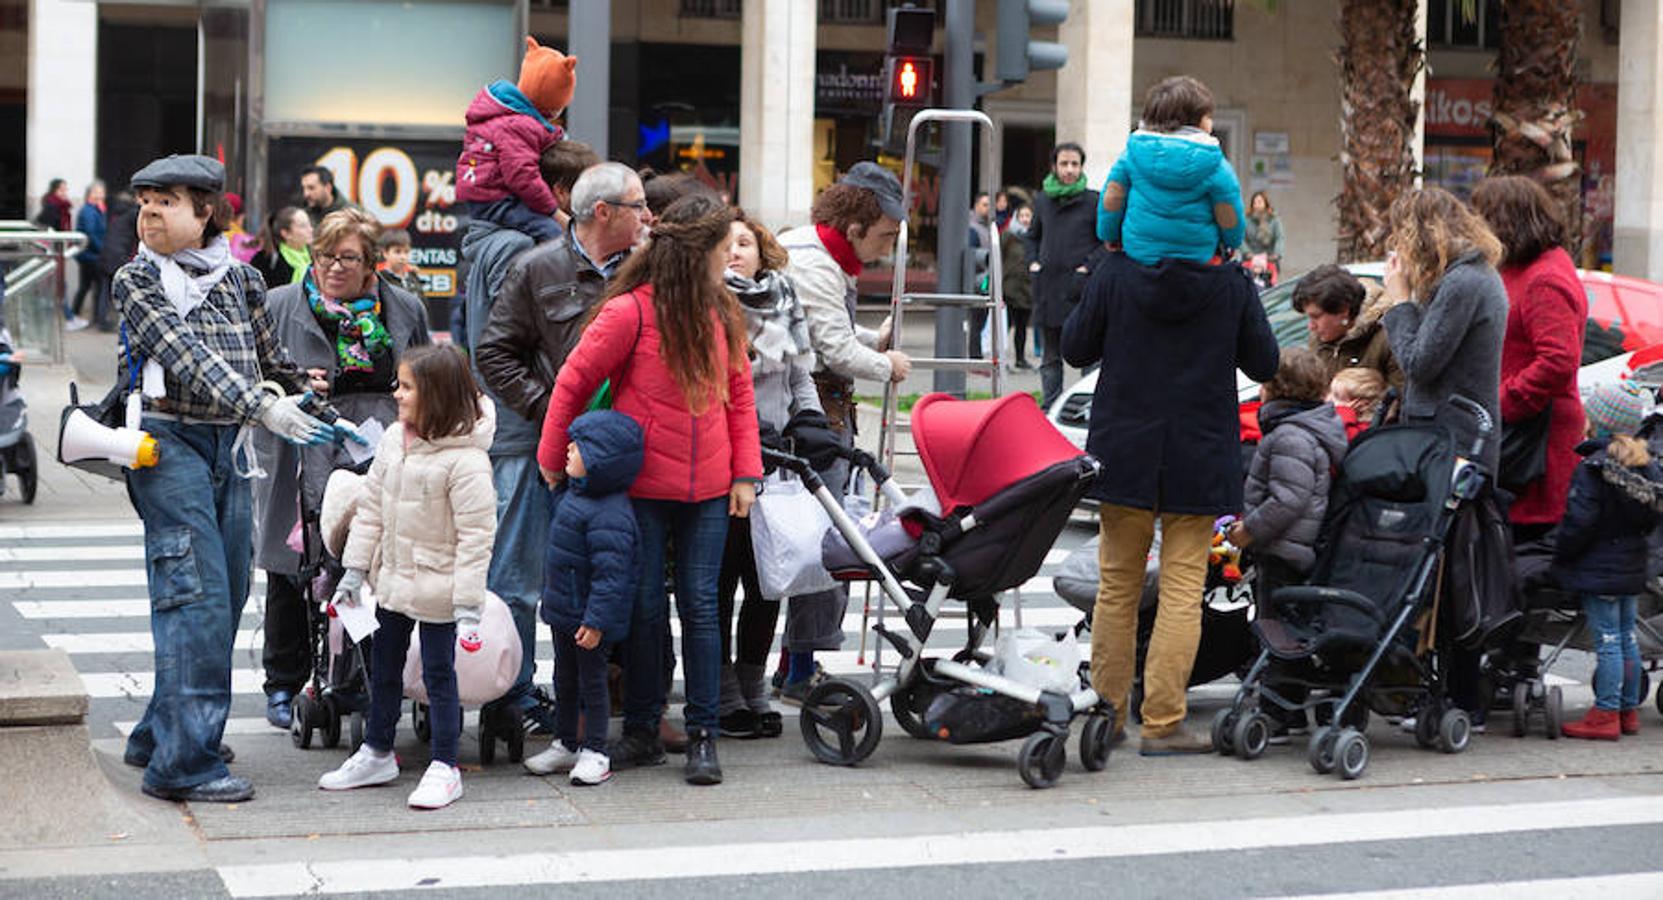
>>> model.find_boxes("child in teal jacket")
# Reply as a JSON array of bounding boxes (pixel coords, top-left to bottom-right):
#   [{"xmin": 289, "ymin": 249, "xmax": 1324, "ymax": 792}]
[{"xmin": 1098, "ymin": 75, "xmax": 1245, "ymax": 266}]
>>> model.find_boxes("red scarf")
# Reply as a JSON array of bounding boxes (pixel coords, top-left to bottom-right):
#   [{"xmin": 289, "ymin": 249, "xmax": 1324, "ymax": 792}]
[{"xmin": 816, "ymin": 224, "xmax": 862, "ymax": 277}]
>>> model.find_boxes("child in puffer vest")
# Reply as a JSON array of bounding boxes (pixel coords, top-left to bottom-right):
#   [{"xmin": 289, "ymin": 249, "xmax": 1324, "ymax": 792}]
[
  {"xmin": 456, "ymin": 37, "xmax": 577, "ymax": 243},
  {"xmin": 523, "ymin": 410, "xmax": 643, "ymax": 786},
  {"xmin": 1097, "ymin": 75, "xmax": 1246, "ymax": 266},
  {"xmin": 1555, "ymin": 382, "xmax": 1663, "ymax": 741}
]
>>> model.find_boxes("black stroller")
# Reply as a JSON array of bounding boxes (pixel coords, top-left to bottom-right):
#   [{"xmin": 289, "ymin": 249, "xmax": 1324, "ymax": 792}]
[
  {"xmin": 0, "ymin": 329, "xmax": 38, "ymax": 504},
  {"xmin": 1213, "ymin": 397, "xmax": 1495, "ymax": 780}
]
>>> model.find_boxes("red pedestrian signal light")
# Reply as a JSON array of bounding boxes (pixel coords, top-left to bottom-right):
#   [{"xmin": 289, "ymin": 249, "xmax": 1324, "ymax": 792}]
[{"xmin": 886, "ymin": 55, "xmax": 933, "ymax": 106}]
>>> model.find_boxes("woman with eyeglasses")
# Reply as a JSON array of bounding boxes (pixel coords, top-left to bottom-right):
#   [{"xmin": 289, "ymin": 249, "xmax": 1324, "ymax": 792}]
[{"xmin": 251, "ymin": 207, "xmax": 431, "ymax": 732}]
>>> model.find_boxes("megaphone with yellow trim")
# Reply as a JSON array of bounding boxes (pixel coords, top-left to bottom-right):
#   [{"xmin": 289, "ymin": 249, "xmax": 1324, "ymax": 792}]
[{"xmin": 57, "ymin": 384, "xmax": 159, "ymax": 481}]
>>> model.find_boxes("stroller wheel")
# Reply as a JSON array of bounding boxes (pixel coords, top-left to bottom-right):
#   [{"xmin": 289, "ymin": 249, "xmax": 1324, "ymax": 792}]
[
  {"xmin": 15, "ymin": 433, "xmax": 36, "ymax": 505},
  {"xmin": 1638, "ymin": 670, "xmax": 1651, "ymax": 713},
  {"xmin": 495, "ymin": 705, "xmax": 526, "ymax": 764},
  {"xmin": 1437, "ymin": 708, "xmax": 1471, "ymax": 754},
  {"xmin": 1307, "ymin": 726, "xmax": 1337, "ymax": 775},
  {"xmin": 320, "ymin": 696, "xmax": 342, "ymax": 749},
  {"xmin": 349, "ymin": 711, "xmax": 365, "ymax": 749},
  {"xmin": 1656, "ymin": 675, "xmax": 1663, "ymax": 717},
  {"xmin": 479, "ymin": 711, "xmax": 497, "ymax": 765},
  {"xmin": 1334, "ymin": 728, "xmax": 1369, "ymax": 780},
  {"xmin": 413, "ymin": 701, "xmax": 432, "ymax": 743},
  {"xmin": 291, "ymin": 692, "xmax": 316, "ymax": 749},
  {"xmin": 1544, "ymin": 686, "xmax": 1564, "ymax": 740},
  {"xmin": 891, "ymin": 675, "xmax": 941, "ymax": 741},
  {"xmin": 1510, "ymin": 682, "xmax": 1530, "ymax": 738},
  {"xmin": 1233, "ymin": 713, "xmax": 1270, "ymax": 761},
  {"xmin": 1210, "ymin": 708, "xmax": 1239, "ymax": 756},
  {"xmin": 1413, "ymin": 708, "xmax": 1441, "ymax": 749},
  {"xmin": 1018, "ymin": 730, "xmax": 1067, "ymax": 789},
  {"xmin": 799, "ymin": 678, "xmax": 883, "ymax": 767},
  {"xmin": 1079, "ymin": 713, "xmax": 1113, "ymax": 772}
]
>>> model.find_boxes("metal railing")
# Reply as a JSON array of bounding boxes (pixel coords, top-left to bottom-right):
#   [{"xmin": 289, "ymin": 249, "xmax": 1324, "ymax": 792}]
[
  {"xmin": 1136, "ymin": 0, "xmax": 1234, "ymax": 40},
  {"xmin": 0, "ymin": 221, "xmax": 88, "ymax": 365}
]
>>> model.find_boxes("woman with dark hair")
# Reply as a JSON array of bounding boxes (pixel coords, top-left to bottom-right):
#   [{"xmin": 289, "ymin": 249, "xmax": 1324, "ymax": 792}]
[
  {"xmin": 1240, "ymin": 191, "xmax": 1285, "ymax": 269},
  {"xmin": 1471, "ymin": 175, "xmax": 1586, "ymax": 533},
  {"xmin": 251, "ymin": 206, "xmax": 313, "ymax": 288},
  {"xmin": 538, "ymin": 193, "xmax": 762, "ymax": 785},
  {"xmin": 1294, "ymin": 262, "xmax": 1402, "ymax": 391}
]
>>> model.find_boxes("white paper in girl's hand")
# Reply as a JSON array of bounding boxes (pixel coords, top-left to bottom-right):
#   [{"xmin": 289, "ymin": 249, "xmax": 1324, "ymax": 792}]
[
  {"xmin": 344, "ymin": 418, "xmax": 385, "ymax": 465},
  {"xmin": 332, "ymin": 585, "xmax": 379, "ymax": 642}
]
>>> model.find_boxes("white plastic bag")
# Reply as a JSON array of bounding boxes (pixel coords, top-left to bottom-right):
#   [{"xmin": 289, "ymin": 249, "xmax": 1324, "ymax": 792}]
[
  {"xmin": 750, "ymin": 472, "xmax": 838, "ymax": 600},
  {"xmin": 990, "ymin": 627, "xmax": 1081, "ymax": 694}
]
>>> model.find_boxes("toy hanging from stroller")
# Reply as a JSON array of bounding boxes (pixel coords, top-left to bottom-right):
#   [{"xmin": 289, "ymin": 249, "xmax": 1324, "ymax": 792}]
[{"xmin": 776, "ymin": 392, "xmax": 1110, "ymax": 788}]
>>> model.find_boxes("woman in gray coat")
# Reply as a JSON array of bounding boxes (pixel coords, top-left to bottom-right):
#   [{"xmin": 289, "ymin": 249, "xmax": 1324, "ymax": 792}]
[
  {"xmin": 1381, "ymin": 187, "xmax": 1508, "ymax": 473},
  {"xmin": 715, "ymin": 211, "xmax": 823, "ymax": 739},
  {"xmin": 251, "ymin": 209, "xmax": 431, "ymax": 730}
]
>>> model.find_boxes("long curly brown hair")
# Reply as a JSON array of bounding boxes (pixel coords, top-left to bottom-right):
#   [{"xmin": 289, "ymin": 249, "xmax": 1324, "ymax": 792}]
[
  {"xmin": 1385, "ymin": 187, "xmax": 1503, "ymax": 302},
  {"xmin": 606, "ymin": 193, "xmax": 746, "ymax": 413}
]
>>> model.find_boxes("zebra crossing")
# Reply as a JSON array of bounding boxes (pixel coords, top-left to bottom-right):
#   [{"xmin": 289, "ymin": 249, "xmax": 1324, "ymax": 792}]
[{"xmin": 1, "ymin": 517, "xmax": 1095, "ymax": 739}]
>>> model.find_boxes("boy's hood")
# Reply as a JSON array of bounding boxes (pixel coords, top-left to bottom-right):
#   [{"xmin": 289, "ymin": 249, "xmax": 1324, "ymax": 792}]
[
  {"xmin": 466, "ymin": 80, "xmax": 557, "ymax": 133},
  {"xmin": 1123, "ymin": 128, "xmax": 1224, "ymax": 191},
  {"xmin": 568, "ymin": 410, "xmax": 645, "ymax": 495},
  {"xmin": 1262, "ymin": 400, "xmax": 1349, "ymax": 466}
]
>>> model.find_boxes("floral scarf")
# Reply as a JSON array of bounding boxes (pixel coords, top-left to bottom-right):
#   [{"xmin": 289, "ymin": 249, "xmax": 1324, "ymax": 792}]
[{"xmin": 303, "ymin": 272, "xmax": 391, "ymax": 373}]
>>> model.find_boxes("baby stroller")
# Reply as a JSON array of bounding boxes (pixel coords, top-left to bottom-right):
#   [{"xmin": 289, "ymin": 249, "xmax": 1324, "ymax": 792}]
[
  {"xmin": 0, "ymin": 329, "xmax": 38, "ymax": 504},
  {"xmin": 1213, "ymin": 397, "xmax": 1494, "ymax": 780},
  {"xmin": 778, "ymin": 392, "xmax": 1109, "ymax": 789}
]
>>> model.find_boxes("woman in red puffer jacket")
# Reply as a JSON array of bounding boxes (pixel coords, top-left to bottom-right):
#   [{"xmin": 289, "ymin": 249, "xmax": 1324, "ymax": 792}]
[
  {"xmin": 1473, "ymin": 176, "xmax": 1587, "ymax": 537},
  {"xmin": 538, "ymin": 194, "xmax": 762, "ymax": 787}
]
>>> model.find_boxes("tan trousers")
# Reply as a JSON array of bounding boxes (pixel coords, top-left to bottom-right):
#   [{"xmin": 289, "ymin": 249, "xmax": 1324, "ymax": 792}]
[{"xmin": 1089, "ymin": 503, "xmax": 1213, "ymax": 738}]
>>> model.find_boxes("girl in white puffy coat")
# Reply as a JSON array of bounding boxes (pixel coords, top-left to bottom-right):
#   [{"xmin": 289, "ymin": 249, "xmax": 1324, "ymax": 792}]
[{"xmin": 318, "ymin": 345, "xmax": 497, "ymax": 809}]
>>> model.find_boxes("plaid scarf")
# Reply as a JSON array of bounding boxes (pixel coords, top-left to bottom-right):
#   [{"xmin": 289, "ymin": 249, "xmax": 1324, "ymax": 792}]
[{"xmin": 303, "ymin": 273, "xmax": 391, "ymax": 373}]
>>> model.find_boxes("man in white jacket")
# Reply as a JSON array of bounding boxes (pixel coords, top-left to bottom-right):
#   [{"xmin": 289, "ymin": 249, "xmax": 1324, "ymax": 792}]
[{"xmin": 772, "ymin": 161, "xmax": 911, "ymax": 702}]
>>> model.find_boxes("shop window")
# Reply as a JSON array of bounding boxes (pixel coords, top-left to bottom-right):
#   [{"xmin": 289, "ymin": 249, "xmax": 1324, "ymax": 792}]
[
  {"xmin": 679, "ymin": 0, "xmax": 740, "ymax": 17},
  {"xmin": 1427, "ymin": 0, "xmax": 1502, "ymax": 50},
  {"xmin": 1135, "ymin": 0, "xmax": 1233, "ymax": 41}
]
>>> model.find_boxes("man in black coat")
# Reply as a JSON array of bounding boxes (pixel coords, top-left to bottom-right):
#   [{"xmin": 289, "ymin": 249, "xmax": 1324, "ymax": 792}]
[
  {"xmin": 1029, "ymin": 142, "xmax": 1105, "ymax": 409},
  {"xmin": 1062, "ymin": 253, "xmax": 1279, "ymax": 755}
]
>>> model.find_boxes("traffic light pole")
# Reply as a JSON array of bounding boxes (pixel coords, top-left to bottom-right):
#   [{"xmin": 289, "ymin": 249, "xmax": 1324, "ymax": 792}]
[{"xmin": 932, "ymin": 0, "xmax": 973, "ymax": 396}]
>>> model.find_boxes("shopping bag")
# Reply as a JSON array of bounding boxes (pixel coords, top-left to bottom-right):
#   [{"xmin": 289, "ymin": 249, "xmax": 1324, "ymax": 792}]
[
  {"xmin": 749, "ymin": 473, "xmax": 837, "ymax": 600},
  {"xmin": 989, "ymin": 627, "xmax": 1081, "ymax": 694},
  {"xmin": 404, "ymin": 591, "xmax": 523, "ymax": 706}
]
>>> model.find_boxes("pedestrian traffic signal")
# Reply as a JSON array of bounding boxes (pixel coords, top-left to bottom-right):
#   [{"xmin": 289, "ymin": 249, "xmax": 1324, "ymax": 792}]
[
  {"xmin": 886, "ymin": 56, "xmax": 934, "ymax": 106},
  {"xmin": 996, "ymin": 0, "xmax": 1069, "ymax": 85}
]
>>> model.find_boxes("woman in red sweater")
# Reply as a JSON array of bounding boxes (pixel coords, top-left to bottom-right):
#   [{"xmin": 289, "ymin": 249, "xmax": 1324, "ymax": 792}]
[
  {"xmin": 1472, "ymin": 175, "xmax": 1587, "ymax": 689},
  {"xmin": 1472, "ymin": 176, "xmax": 1587, "ymax": 536},
  {"xmin": 538, "ymin": 193, "xmax": 762, "ymax": 786}
]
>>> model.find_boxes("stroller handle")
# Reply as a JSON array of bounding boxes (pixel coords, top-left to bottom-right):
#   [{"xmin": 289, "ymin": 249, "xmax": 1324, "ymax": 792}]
[
  {"xmin": 1446, "ymin": 395, "xmax": 1493, "ymax": 462},
  {"xmin": 760, "ymin": 443, "xmax": 894, "ymax": 492}
]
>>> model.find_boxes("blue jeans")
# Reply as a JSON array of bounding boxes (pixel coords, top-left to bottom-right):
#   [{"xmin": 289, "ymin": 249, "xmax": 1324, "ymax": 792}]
[
  {"xmin": 123, "ymin": 419, "xmax": 252, "ymax": 791},
  {"xmin": 1582, "ymin": 594, "xmax": 1642, "ymax": 711},
  {"xmin": 470, "ymin": 199, "xmax": 561, "ymax": 244},
  {"xmin": 367, "ymin": 608, "xmax": 460, "ymax": 765},
  {"xmin": 625, "ymin": 497, "xmax": 729, "ymax": 732},
  {"xmin": 553, "ymin": 626, "xmax": 610, "ymax": 752},
  {"xmin": 488, "ymin": 454, "xmax": 552, "ymax": 713}
]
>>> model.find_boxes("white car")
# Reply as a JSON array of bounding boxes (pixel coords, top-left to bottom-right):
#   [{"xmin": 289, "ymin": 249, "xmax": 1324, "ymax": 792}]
[{"xmin": 1048, "ymin": 262, "xmax": 1652, "ymax": 449}]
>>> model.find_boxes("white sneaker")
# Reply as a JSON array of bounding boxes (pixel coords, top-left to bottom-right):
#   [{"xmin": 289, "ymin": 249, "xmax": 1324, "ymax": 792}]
[
  {"xmin": 318, "ymin": 745, "xmax": 399, "ymax": 791},
  {"xmin": 524, "ymin": 739, "xmax": 580, "ymax": 775},
  {"xmin": 64, "ymin": 316, "xmax": 90, "ymax": 332},
  {"xmin": 570, "ymin": 749, "xmax": 612, "ymax": 786},
  {"xmin": 407, "ymin": 761, "xmax": 463, "ymax": 809}
]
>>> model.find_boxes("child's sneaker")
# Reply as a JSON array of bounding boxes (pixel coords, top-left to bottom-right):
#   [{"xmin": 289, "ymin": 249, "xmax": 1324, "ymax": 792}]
[
  {"xmin": 523, "ymin": 739, "xmax": 580, "ymax": 775},
  {"xmin": 318, "ymin": 745, "xmax": 399, "ymax": 791},
  {"xmin": 407, "ymin": 761, "xmax": 463, "ymax": 809},
  {"xmin": 570, "ymin": 749, "xmax": 612, "ymax": 786}
]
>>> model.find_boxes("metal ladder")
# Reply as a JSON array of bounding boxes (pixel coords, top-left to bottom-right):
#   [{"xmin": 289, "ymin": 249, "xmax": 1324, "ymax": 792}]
[{"xmin": 861, "ymin": 109, "xmax": 1019, "ymax": 676}]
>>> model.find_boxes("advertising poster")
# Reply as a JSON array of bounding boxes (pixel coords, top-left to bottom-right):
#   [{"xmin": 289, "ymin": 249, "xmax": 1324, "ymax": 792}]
[{"xmin": 267, "ymin": 136, "xmax": 464, "ymax": 330}]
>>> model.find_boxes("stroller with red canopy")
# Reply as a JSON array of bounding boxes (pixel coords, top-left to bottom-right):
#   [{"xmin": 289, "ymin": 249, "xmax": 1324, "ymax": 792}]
[{"xmin": 771, "ymin": 392, "xmax": 1109, "ymax": 788}]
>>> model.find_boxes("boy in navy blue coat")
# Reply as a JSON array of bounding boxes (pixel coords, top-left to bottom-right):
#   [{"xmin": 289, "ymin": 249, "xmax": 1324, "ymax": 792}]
[{"xmin": 524, "ymin": 410, "xmax": 643, "ymax": 784}]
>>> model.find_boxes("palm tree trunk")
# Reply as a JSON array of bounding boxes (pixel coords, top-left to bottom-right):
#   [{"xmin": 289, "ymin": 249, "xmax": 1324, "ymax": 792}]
[
  {"xmin": 1336, "ymin": 0, "xmax": 1425, "ymax": 263},
  {"xmin": 1490, "ymin": 0, "xmax": 1584, "ymax": 258}
]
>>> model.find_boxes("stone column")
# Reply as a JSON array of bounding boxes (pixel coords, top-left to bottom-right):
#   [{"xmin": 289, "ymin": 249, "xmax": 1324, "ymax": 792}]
[
  {"xmin": 1055, "ymin": 0, "xmax": 1134, "ymax": 189},
  {"xmin": 1616, "ymin": 0, "xmax": 1663, "ymax": 281},
  {"xmin": 26, "ymin": 0, "xmax": 97, "ymax": 221},
  {"xmin": 739, "ymin": 0, "xmax": 816, "ymax": 230}
]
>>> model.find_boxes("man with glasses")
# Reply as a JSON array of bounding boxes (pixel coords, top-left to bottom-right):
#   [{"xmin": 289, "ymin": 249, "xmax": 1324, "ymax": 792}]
[{"xmin": 473, "ymin": 162, "xmax": 645, "ymax": 743}]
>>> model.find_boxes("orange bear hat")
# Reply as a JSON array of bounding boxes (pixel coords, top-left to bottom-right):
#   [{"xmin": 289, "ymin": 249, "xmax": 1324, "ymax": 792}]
[{"xmin": 518, "ymin": 36, "xmax": 578, "ymax": 118}]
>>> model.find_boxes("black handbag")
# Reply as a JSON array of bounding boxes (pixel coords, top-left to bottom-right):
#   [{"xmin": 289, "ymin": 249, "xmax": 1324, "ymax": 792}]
[{"xmin": 1497, "ymin": 400, "xmax": 1553, "ymax": 491}]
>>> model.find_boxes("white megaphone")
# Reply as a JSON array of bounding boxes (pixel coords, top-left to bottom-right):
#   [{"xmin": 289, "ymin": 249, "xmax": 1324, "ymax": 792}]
[{"xmin": 58, "ymin": 407, "xmax": 159, "ymax": 469}]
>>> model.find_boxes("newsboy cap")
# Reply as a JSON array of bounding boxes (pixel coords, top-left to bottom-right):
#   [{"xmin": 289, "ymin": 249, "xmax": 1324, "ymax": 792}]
[
  {"xmin": 130, "ymin": 154, "xmax": 225, "ymax": 192},
  {"xmin": 839, "ymin": 161, "xmax": 907, "ymax": 222}
]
